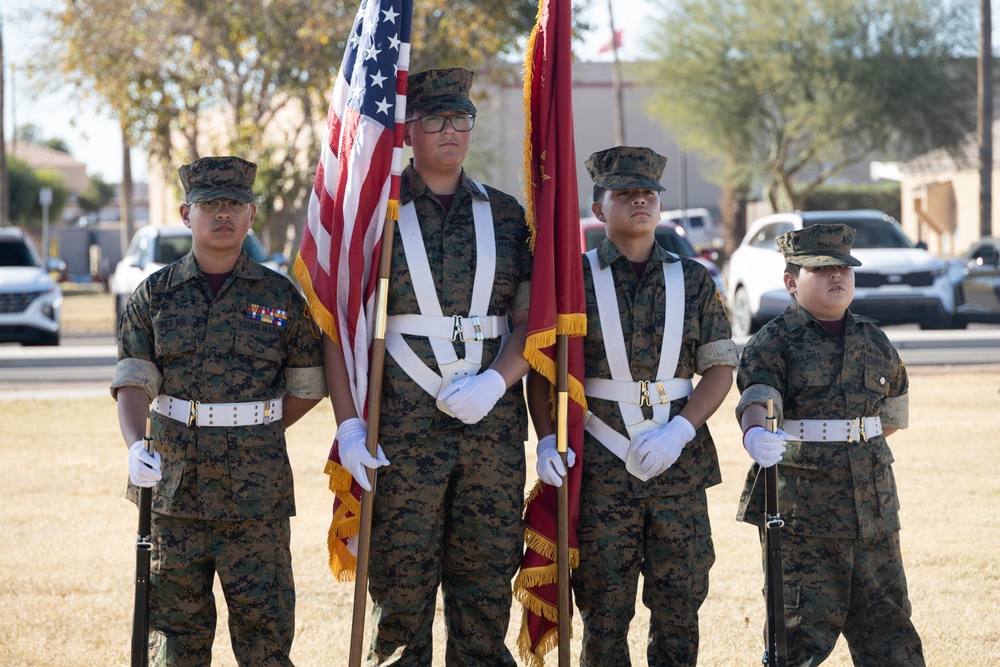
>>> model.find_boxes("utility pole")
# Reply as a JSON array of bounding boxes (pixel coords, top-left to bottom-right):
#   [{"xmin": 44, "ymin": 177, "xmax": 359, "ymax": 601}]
[
  {"xmin": 606, "ymin": 0, "xmax": 626, "ymax": 146},
  {"xmin": 978, "ymin": 0, "xmax": 993, "ymax": 239},
  {"xmin": 0, "ymin": 8, "xmax": 8, "ymax": 227}
]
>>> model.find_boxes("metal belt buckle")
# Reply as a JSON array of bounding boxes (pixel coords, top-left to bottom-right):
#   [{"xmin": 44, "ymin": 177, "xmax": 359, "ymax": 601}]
[
  {"xmin": 638, "ymin": 380, "xmax": 651, "ymax": 407},
  {"xmin": 187, "ymin": 400, "xmax": 200, "ymax": 427},
  {"xmin": 655, "ymin": 381, "xmax": 669, "ymax": 405},
  {"xmin": 451, "ymin": 315, "xmax": 464, "ymax": 342},
  {"xmin": 848, "ymin": 417, "xmax": 864, "ymax": 443},
  {"xmin": 263, "ymin": 402, "xmax": 273, "ymax": 425},
  {"xmin": 471, "ymin": 315, "xmax": 484, "ymax": 341}
]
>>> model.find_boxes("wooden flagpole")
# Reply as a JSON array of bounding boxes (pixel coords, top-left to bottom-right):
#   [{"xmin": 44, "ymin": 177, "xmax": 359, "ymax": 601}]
[
  {"xmin": 348, "ymin": 213, "xmax": 397, "ymax": 667},
  {"xmin": 555, "ymin": 333, "xmax": 571, "ymax": 667}
]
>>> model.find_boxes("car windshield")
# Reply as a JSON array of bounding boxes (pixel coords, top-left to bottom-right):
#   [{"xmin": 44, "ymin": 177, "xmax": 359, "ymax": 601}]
[
  {"xmin": 654, "ymin": 227, "xmax": 697, "ymax": 257},
  {"xmin": 805, "ymin": 218, "xmax": 914, "ymax": 249},
  {"xmin": 0, "ymin": 239, "xmax": 40, "ymax": 268},
  {"xmin": 155, "ymin": 237, "xmax": 193, "ymax": 264}
]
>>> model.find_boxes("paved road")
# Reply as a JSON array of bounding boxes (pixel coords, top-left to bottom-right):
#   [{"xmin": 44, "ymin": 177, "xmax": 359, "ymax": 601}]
[{"xmin": 3, "ymin": 326, "xmax": 1000, "ymax": 385}]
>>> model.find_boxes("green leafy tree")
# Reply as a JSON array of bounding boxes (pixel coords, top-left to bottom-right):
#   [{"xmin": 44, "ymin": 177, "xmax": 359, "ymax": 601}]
[
  {"xmin": 77, "ymin": 174, "xmax": 117, "ymax": 214},
  {"xmin": 644, "ymin": 0, "xmax": 978, "ymax": 214},
  {"xmin": 34, "ymin": 0, "xmax": 548, "ymax": 253},
  {"xmin": 7, "ymin": 157, "xmax": 70, "ymax": 225}
]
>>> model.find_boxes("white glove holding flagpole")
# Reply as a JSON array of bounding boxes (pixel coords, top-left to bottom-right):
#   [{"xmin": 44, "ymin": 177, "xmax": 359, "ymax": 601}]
[
  {"xmin": 535, "ymin": 434, "xmax": 576, "ymax": 487},
  {"xmin": 336, "ymin": 417, "xmax": 389, "ymax": 492}
]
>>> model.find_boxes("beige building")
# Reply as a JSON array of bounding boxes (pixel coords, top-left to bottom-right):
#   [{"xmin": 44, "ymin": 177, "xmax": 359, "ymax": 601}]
[
  {"xmin": 900, "ymin": 122, "xmax": 1000, "ymax": 258},
  {"xmin": 5, "ymin": 140, "xmax": 89, "ymax": 192}
]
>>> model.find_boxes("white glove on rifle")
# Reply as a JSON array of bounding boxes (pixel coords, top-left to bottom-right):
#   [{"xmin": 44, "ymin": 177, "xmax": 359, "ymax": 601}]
[
  {"xmin": 633, "ymin": 415, "xmax": 696, "ymax": 479},
  {"xmin": 535, "ymin": 434, "xmax": 576, "ymax": 487},
  {"xmin": 743, "ymin": 426, "xmax": 794, "ymax": 468},
  {"xmin": 128, "ymin": 439, "xmax": 161, "ymax": 488},
  {"xmin": 437, "ymin": 369, "xmax": 507, "ymax": 425},
  {"xmin": 336, "ymin": 417, "xmax": 389, "ymax": 492}
]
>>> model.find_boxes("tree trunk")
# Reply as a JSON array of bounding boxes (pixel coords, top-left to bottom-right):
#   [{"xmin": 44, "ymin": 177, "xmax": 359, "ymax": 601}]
[
  {"xmin": 119, "ymin": 123, "xmax": 136, "ymax": 254},
  {"xmin": 720, "ymin": 181, "xmax": 749, "ymax": 259},
  {"xmin": 979, "ymin": 0, "xmax": 993, "ymax": 239}
]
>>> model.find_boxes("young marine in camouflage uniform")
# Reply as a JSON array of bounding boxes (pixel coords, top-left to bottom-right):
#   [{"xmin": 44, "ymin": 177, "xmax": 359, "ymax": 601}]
[
  {"xmin": 736, "ymin": 223, "xmax": 924, "ymax": 666},
  {"xmin": 113, "ymin": 156, "xmax": 327, "ymax": 666},
  {"xmin": 528, "ymin": 146, "xmax": 738, "ymax": 666},
  {"xmin": 322, "ymin": 68, "xmax": 533, "ymax": 665}
]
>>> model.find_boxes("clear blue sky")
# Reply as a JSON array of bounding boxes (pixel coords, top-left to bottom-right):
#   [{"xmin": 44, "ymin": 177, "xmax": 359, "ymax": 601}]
[{"xmin": 2, "ymin": 0, "xmax": 650, "ymax": 184}]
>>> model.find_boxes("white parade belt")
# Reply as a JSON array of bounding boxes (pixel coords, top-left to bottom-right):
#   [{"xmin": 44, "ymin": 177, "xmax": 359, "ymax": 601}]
[
  {"xmin": 152, "ymin": 394, "xmax": 283, "ymax": 427},
  {"xmin": 385, "ymin": 313, "xmax": 510, "ymax": 342},
  {"xmin": 585, "ymin": 377, "xmax": 693, "ymax": 407},
  {"xmin": 782, "ymin": 417, "xmax": 882, "ymax": 443}
]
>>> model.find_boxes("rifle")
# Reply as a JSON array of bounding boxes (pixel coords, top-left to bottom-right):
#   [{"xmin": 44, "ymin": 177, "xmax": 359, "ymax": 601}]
[
  {"xmin": 131, "ymin": 417, "xmax": 154, "ymax": 667},
  {"xmin": 762, "ymin": 399, "xmax": 787, "ymax": 666}
]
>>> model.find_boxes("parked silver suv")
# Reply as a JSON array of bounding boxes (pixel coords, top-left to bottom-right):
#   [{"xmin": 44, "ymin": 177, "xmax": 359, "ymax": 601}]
[
  {"xmin": 0, "ymin": 227, "xmax": 62, "ymax": 346},
  {"xmin": 726, "ymin": 210, "xmax": 955, "ymax": 336}
]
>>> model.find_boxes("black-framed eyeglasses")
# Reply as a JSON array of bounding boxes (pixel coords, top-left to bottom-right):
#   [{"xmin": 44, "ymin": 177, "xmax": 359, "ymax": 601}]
[
  {"xmin": 188, "ymin": 200, "xmax": 252, "ymax": 216},
  {"xmin": 404, "ymin": 114, "xmax": 476, "ymax": 133}
]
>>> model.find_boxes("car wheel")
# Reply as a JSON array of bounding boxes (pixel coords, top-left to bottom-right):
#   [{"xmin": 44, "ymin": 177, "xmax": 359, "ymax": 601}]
[
  {"xmin": 731, "ymin": 287, "xmax": 757, "ymax": 337},
  {"xmin": 920, "ymin": 315, "xmax": 966, "ymax": 330},
  {"xmin": 24, "ymin": 330, "xmax": 60, "ymax": 347}
]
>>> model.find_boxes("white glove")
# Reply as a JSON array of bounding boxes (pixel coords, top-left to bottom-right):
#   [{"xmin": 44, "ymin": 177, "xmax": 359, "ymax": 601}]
[
  {"xmin": 535, "ymin": 434, "xmax": 577, "ymax": 487},
  {"xmin": 437, "ymin": 369, "xmax": 507, "ymax": 425},
  {"xmin": 336, "ymin": 417, "xmax": 389, "ymax": 492},
  {"xmin": 743, "ymin": 426, "xmax": 793, "ymax": 468},
  {"xmin": 633, "ymin": 416, "xmax": 695, "ymax": 479},
  {"xmin": 128, "ymin": 439, "xmax": 161, "ymax": 488}
]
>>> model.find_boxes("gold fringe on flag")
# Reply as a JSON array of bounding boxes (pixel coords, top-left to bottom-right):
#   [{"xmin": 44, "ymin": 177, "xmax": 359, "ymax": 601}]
[
  {"xmin": 518, "ymin": 616, "xmax": 558, "ymax": 667},
  {"xmin": 520, "ymin": 4, "xmax": 543, "ymax": 253},
  {"xmin": 293, "ymin": 254, "xmax": 339, "ymax": 346}
]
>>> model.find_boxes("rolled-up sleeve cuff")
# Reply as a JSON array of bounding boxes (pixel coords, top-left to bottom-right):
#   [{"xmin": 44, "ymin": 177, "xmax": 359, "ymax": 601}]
[
  {"xmin": 696, "ymin": 339, "xmax": 739, "ymax": 374},
  {"xmin": 736, "ymin": 383, "xmax": 784, "ymax": 424},
  {"xmin": 881, "ymin": 393, "xmax": 908, "ymax": 430},
  {"xmin": 284, "ymin": 366, "xmax": 328, "ymax": 400},
  {"xmin": 111, "ymin": 358, "xmax": 162, "ymax": 401}
]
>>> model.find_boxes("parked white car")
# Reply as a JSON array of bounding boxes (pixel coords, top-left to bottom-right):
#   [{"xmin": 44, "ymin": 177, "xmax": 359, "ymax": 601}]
[
  {"xmin": 0, "ymin": 227, "xmax": 62, "ymax": 346},
  {"xmin": 110, "ymin": 225, "xmax": 283, "ymax": 329},
  {"xmin": 726, "ymin": 210, "xmax": 956, "ymax": 336},
  {"xmin": 660, "ymin": 208, "xmax": 723, "ymax": 254}
]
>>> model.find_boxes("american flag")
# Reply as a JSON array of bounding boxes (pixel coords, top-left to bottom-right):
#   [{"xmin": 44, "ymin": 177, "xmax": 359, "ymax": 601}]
[{"xmin": 293, "ymin": 0, "xmax": 412, "ymax": 581}]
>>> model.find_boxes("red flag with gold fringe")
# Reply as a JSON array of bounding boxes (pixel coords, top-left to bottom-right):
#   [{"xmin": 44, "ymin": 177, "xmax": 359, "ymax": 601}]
[{"xmin": 514, "ymin": 0, "xmax": 587, "ymax": 663}]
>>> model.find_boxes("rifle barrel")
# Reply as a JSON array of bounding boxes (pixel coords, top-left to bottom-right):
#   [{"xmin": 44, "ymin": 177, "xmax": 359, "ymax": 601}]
[{"xmin": 131, "ymin": 417, "xmax": 154, "ymax": 667}]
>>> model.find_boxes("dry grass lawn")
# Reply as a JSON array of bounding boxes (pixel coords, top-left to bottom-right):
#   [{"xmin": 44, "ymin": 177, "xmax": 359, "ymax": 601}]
[{"xmin": 1, "ymin": 360, "xmax": 999, "ymax": 665}]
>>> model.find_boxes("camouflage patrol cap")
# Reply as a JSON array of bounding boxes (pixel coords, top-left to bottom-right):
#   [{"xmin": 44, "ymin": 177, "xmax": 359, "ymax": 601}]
[
  {"xmin": 777, "ymin": 223, "xmax": 862, "ymax": 267},
  {"xmin": 585, "ymin": 146, "xmax": 667, "ymax": 191},
  {"xmin": 407, "ymin": 67, "xmax": 478, "ymax": 115},
  {"xmin": 178, "ymin": 156, "xmax": 257, "ymax": 204}
]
